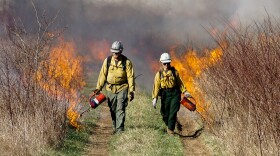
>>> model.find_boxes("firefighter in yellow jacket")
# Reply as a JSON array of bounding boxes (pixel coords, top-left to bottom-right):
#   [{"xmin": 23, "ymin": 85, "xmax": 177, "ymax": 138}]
[
  {"xmin": 93, "ymin": 41, "xmax": 135, "ymax": 134},
  {"xmin": 152, "ymin": 52, "xmax": 192, "ymax": 136}
]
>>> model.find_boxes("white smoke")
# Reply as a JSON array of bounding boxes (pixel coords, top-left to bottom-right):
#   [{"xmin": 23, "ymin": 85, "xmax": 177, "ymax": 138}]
[
  {"xmin": 7, "ymin": 0, "xmax": 280, "ymax": 47},
  {"xmin": 83, "ymin": 0, "xmax": 239, "ymax": 43},
  {"xmin": 237, "ymin": 0, "xmax": 280, "ymax": 21},
  {"xmin": 83, "ymin": 0, "xmax": 280, "ymax": 43}
]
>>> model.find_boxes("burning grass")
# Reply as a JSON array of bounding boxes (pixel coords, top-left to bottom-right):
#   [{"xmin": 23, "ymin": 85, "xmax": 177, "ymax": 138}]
[
  {"xmin": 36, "ymin": 40, "xmax": 86, "ymax": 129},
  {"xmin": 170, "ymin": 44, "xmax": 224, "ymax": 117},
  {"xmin": 160, "ymin": 17, "xmax": 279, "ymax": 156},
  {"xmin": 0, "ymin": 41, "xmax": 68, "ymax": 155},
  {"xmin": 0, "ymin": 14, "xmax": 85, "ymax": 155}
]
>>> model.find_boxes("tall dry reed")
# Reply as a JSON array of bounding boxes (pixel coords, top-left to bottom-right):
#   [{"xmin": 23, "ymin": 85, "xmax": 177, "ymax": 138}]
[
  {"xmin": 0, "ymin": 10, "xmax": 70, "ymax": 155},
  {"xmin": 198, "ymin": 17, "xmax": 280, "ymax": 155}
]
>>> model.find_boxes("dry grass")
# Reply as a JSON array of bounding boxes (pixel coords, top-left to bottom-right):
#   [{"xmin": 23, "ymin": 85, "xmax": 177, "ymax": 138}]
[
  {"xmin": 0, "ymin": 10, "xmax": 73, "ymax": 155},
  {"xmin": 198, "ymin": 17, "xmax": 280, "ymax": 155}
]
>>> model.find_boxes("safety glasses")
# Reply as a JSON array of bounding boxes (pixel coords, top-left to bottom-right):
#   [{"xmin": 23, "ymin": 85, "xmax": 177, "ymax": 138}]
[{"xmin": 162, "ymin": 63, "xmax": 170, "ymax": 66}]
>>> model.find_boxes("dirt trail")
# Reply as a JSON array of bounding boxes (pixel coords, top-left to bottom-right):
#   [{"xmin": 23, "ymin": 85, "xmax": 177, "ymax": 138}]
[
  {"xmin": 181, "ymin": 136, "xmax": 210, "ymax": 156},
  {"xmin": 177, "ymin": 106, "xmax": 211, "ymax": 156},
  {"xmin": 83, "ymin": 104, "xmax": 211, "ymax": 156},
  {"xmin": 179, "ymin": 124, "xmax": 210, "ymax": 156},
  {"xmin": 83, "ymin": 105, "xmax": 112, "ymax": 156}
]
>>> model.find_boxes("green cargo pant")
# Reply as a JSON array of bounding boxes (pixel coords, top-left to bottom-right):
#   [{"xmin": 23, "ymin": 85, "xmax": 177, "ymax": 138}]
[
  {"xmin": 160, "ymin": 88, "xmax": 181, "ymax": 131},
  {"xmin": 107, "ymin": 89, "xmax": 128, "ymax": 133}
]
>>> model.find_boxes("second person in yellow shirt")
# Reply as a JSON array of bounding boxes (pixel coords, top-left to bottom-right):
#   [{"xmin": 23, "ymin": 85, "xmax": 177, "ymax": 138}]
[{"xmin": 152, "ymin": 52, "xmax": 192, "ymax": 136}]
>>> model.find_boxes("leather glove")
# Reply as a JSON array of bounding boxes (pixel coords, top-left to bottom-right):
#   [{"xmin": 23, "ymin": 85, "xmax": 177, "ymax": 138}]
[
  {"xmin": 129, "ymin": 92, "xmax": 134, "ymax": 101},
  {"xmin": 184, "ymin": 91, "xmax": 192, "ymax": 98},
  {"xmin": 152, "ymin": 98, "xmax": 157, "ymax": 109}
]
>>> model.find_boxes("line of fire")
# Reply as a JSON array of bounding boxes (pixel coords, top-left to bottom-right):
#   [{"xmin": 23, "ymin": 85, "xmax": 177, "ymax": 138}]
[{"xmin": 34, "ymin": 37, "xmax": 226, "ymax": 129}]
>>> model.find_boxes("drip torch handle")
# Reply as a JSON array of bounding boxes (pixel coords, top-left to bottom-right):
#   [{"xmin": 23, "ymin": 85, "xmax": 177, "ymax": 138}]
[
  {"xmin": 92, "ymin": 89, "xmax": 100, "ymax": 95},
  {"xmin": 80, "ymin": 107, "xmax": 91, "ymax": 117}
]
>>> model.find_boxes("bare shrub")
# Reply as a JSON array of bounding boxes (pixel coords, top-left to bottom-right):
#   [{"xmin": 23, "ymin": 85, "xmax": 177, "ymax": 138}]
[
  {"xmin": 0, "ymin": 7, "xmax": 70, "ymax": 155},
  {"xmin": 198, "ymin": 17, "xmax": 280, "ymax": 155}
]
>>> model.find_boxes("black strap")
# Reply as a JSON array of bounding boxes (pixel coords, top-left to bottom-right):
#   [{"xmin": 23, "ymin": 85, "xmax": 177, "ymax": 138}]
[
  {"xmin": 106, "ymin": 55, "xmax": 127, "ymax": 76},
  {"xmin": 121, "ymin": 55, "xmax": 127, "ymax": 71}
]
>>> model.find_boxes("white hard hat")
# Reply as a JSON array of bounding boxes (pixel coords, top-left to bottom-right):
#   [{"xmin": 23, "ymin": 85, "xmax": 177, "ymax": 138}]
[
  {"xmin": 160, "ymin": 52, "xmax": 171, "ymax": 63},
  {"xmin": 110, "ymin": 41, "xmax": 123, "ymax": 53}
]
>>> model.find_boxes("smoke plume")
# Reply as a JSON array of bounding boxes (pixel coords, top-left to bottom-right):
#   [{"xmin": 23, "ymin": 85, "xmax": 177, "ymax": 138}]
[{"xmin": 1, "ymin": 0, "xmax": 280, "ymax": 91}]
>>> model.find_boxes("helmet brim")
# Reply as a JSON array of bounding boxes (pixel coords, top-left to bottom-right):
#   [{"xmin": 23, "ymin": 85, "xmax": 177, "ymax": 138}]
[
  {"xmin": 160, "ymin": 60, "xmax": 171, "ymax": 63},
  {"xmin": 110, "ymin": 49, "xmax": 121, "ymax": 53}
]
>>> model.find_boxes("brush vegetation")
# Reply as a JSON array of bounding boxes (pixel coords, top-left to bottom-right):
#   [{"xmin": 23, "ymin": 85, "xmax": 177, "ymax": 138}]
[
  {"xmin": 0, "ymin": 14, "xmax": 69, "ymax": 155},
  {"xmin": 198, "ymin": 17, "xmax": 280, "ymax": 155}
]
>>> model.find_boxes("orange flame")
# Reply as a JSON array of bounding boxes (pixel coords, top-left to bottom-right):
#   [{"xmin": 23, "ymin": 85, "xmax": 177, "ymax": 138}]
[
  {"xmin": 67, "ymin": 95, "xmax": 81, "ymax": 129},
  {"xmin": 36, "ymin": 39, "xmax": 85, "ymax": 129},
  {"xmin": 170, "ymin": 43, "xmax": 224, "ymax": 116}
]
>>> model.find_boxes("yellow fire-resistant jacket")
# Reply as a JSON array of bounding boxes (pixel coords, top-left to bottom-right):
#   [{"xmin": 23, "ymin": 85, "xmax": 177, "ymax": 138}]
[
  {"xmin": 152, "ymin": 67, "xmax": 187, "ymax": 99},
  {"xmin": 96, "ymin": 55, "xmax": 135, "ymax": 93}
]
